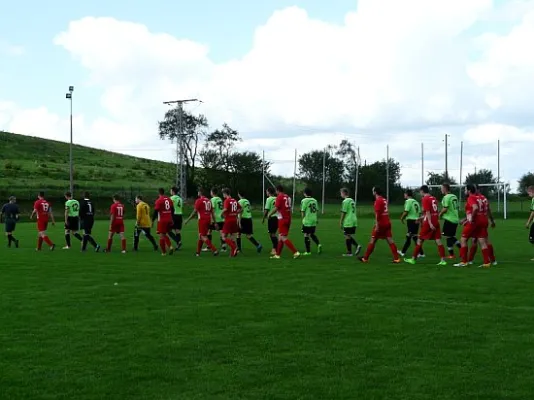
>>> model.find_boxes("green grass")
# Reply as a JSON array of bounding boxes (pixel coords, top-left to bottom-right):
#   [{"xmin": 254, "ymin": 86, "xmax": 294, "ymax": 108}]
[{"xmin": 1, "ymin": 215, "xmax": 534, "ymax": 399}]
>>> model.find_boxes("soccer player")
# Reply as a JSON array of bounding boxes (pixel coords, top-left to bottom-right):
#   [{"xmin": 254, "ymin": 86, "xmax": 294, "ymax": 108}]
[
  {"xmin": 300, "ymin": 188, "xmax": 321, "ymax": 256},
  {"xmin": 133, "ymin": 195, "xmax": 158, "ymax": 252},
  {"xmin": 404, "ymin": 185, "xmax": 447, "ymax": 266},
  {"xmin": 526, "ymin": 186, "xmax": 534, "ymax": 260},
  {"xmin": 30, "ymin": 192, "xmax": 56, "ymax": 251},
  {"xmin": 262, "ymin": 187, "xmax": 278, "ymax": 255},
  {"xmin": 170, "ymin": 186, "xmax": 183, "ymax": 249},
  {"xmin": 79, "ymin": 191, "xmax": 100, "ymax": 252},
  {"xmin": 106, "ymin": 194, "xmax": 127, "ymax": 253},
  {"xmin": 63, "ymin": 192, "xmax": 83, "ymax": 249},
  {"xmin": 358, "ymin": 187, "xmax": 400, "ymax": 263},
  {"xmin": 222, "ymin": 188, "xmax": 241, "ymax": 256},
  {"xmin": 1, "ymin": 196, "xmax": 20, "ymax": 248},
  {"xmin": 439, "ymin": 183, "xmax": 461, "ymax": 258},
  {"xmin": 237, "ymin": 190, "xmax": 262, "ymax": 253},
  {"xmin": 399, "ymin": 189, "xmax": 423, "ymax": 258},
  {"xmin": 207, "ymin": 188, "xmax": 226, "ymax": 252},
  {"xmin": 153, "ymin": 188, "xmax": 175, "ymax": 255},
  {"xmin": 454, "ymin": 184, "xmax": 484, "ymax": 267},
  {"xmin": 268, "ymin": 185, "xmax": 300, "ymax": 259},
  {"xmin": 467, "ymin": 187, "xmax": 497, "ymax": 266},
  {"xmin": 185, "ymin": 188, "xmax": 218, "ymax": 256},
  {"xmin": 339, "ymin": 188, "xmax": 359, "ymax": 256}
]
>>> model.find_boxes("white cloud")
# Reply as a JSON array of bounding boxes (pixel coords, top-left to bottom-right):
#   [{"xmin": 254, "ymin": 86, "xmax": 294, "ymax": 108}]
[
  {"xmin": 0, "ymin": 39, "xmax": 24, "ymax": 56},
  {"xmin": 2, "ymin": 0, "xmax": 534, "ymax": 191}
]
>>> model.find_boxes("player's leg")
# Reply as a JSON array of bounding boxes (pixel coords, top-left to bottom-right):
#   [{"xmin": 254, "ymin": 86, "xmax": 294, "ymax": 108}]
[
  {"xmin": 133, "ymin": 226, "xmax": 141, "ymax": 251},
  {"xmin": 310, "ymin": 228, "xmax": 321, "ymax": 254},
  {"xmin": 303, "ymin": 229, "xmax": 311, "ymax": 255},
  {"xmin": 468, "ymin": 237, "xmax": 478, "ymax": 264},
  {"xmin": 5, "ymin": 231, "xmax": 12, "ymax": 248},
  {"xmin": 118, "ymin": 231, "xmax": 127, "ymax": 253},
  {"xmin": 106, "ymin": 230, "xmax": 114, "ymax": 252},
  {"xmin": 359, "ymin": 236, "xmax": 377, "ymax": 262},
  {"xmin": 268, "ymin": 217, "xmax": 278, "ymax": 255},
  {"xmin": 64, "ymin": 222, "xmax": 72, "ymax": 249},
  {"xmin": 343, "ymin": 227, "xmax": 355, "ymax": 256},
  {"xmin": 281, "ymin": 223, "xmax": 299, "ymax": 257},
  {"xmin": 40, "ymin": 222, "xmax": 54, "ymax": 250},
  {"xmin": 385, "ymin": 234, "xmax": 400, "ymax": 262},
  {"xmin": 158, "ymin": 222, "xmax": 167, "ymax": 254},
  {"xmin": 84, "ymin": 220, "xmax": 99, "ymax": 251},
  {"xmin": 405, "ymin": 237, "xmax": 424, "ymax": 264},
  {"xmin": 477, "ymin": 237, "xmax": 491, "ymax": 267},
  {"xmin": 486, "ymin": 237, "xmax": 496, "ymax": 264},
  {"xmin": 529, "ymin": 224, "xmax": 534, "ymax": 260},
  {"xmin": 401, "ymin": 232, "xmax": 412, "ymax": 256},
  {"xmin": 142, "ymin": 228, "xmax": 158, "ymax": 250},
  {"xmin": 200, "ymin": 221, "xmax": 218, "ymax": 254},
  {"xmin": 244, "ymin": 219, "xmax": 261, "ymax": 252},
  {"xmin": 236, "ymin": 232, "xmax": 242, "ymax": 252},
  {"xmin": 433, "ymin": 237, "xmax": 447, "ymax": 264}
]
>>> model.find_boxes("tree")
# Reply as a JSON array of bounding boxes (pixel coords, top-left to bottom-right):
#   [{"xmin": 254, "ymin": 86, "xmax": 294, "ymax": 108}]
[
  {"xmin": 158, "ymin": 108, "xmax": 208, "ymax": 190},
  {"xmin": 200, "ymin": 123, "xmax": 241, "ymax": 170},
  {"xmin": 518, "ymin": 172, "xmax": 534, "ymax": 196},
  {"xmin": 335, "ymin": 140, "xmax": 356, "ymax": 182},
  {"xmin": 357, "ymin": 159, "xmax": 402, "ymax": 201},
  {"xmin": 463, "ymin": 169, "xmax": 497, "ymax": 196},
  {"xmin": 425, "ymin": 172, "xmax": 458, "ymax": 198},
  {"xmin": 298, "ymin": 149, "xmax": 344, "ymax": 199}
]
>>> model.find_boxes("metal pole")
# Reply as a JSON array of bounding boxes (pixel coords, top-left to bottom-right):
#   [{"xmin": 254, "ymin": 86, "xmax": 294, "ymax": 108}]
[
  {"xmin": 497, "ymin": 139, "xmax": 501, "ymax": 212},
  {"xmin": 262, "ymin": 150, "xmax": 265, "ymax": 210},
  {"xmin": 69, "ymin": 95, "xmax": 73, "ymax": 194},
  {"xmin": 421, "ymin": 143, "xmax": 424, "ymax": 185},
  {"xmin": 504, "ymin": 183, "xmax": 508, "ymax": 220},
  {"xmin": 321, "ymin": 148, "xmax": 326, "ymax": 214},
  {"xmin": 386, "ymin": 145, "xmax": 390, "ymax": 201},
  {"xmin": 459, "ymin": 141, "xmax": 463, "ymax": 203},
  {"xmin": 355, "ymin": 146, "xmax": 360, "ymax": 203},
  {"xmin": 292, "ymin": 149, "xmax": 297, "ymax": 212},
  {"xmin": 445, "ymin": 134, "xmax": 449, "ymax": 180}
]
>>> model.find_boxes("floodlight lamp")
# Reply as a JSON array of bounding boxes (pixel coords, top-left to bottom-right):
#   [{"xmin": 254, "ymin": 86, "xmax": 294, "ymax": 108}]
[
  {"xmin": 69, "ymin": 86, "xmax": 74, "ymax": 92},
  {"xmin": 66, "ymin": 93, "xmax": 72, "ymax": 99}
]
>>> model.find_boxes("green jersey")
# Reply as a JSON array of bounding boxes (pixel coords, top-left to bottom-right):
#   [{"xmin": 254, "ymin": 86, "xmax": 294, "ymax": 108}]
[
  {"xmin": 170, "ymin": 195, "xmax": 183, "ymax": 215},
  {"xmin": 264, "ymin": 196, "xmax": 276, "ymax": 216},
  {"xmin": 239, "ymin": 198, "xmax": 252, "ymax": 219},
  {"xmin": 301, "ymin": 197, "xmax": 318, "ymax": 226},
  {"xmin": 531, "ymin": 198, "xmax": 534, "ymax": 212},
  {"xmin": 65, "ymin": 199, "xmax": 80, "ymax": 217},
  {"xmin": 441, "ymin": 193, "xmax": 459, "ymax": 223},
  {"xmin": 404, "ymin": 198, "xmax": 420, "ymax": 220},
  {"xmin": 211, "ymin": 196, "xmax": 224, "ymax": 222},
  {"xmin": 341, "ymin": 197, "xmax": 357, "ymax": 228}
]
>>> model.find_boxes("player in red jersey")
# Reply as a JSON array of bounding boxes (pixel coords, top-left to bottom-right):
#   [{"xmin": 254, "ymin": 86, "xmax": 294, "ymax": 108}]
[
  {"xmin": 404, "ymin": 185, "xmax": 446, "ymax": 265},
  {"xmin": 221, "ymin": 188, "xmax": 241, "ymax": 257},
  {"xmin": 30, "ymin": 191, "xmax": 56, "ymax": 251},
  {"xmin": 268, "ymin": 185, "xmax": 300, "ymax": 259},
  {"xmin": 153, "ymin": 188, "xmax": 175, "ymax": 256},
  {"xmin": 466, "ymin": 186, "xmax": 497, "ymax": 266},
  {"xmin": 455, "ymin": 184, "xmax": 480, "ymax": 267},
  {"xmin": 106, "ymin": 194, "xmax": 127, "ymax": 253},
  {"xmin": 359, "ymin": 187, "xmax": 400, "ymax": 263},
  {"xmin": 184, "ymin": 188, "xmax": 218, "ymax": 256}
]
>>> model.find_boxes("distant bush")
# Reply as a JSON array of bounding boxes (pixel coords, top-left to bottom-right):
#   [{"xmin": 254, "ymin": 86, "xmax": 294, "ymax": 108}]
[{"xmin": 4, "ymin": 161, "xmax": 21, "ymax": 171}]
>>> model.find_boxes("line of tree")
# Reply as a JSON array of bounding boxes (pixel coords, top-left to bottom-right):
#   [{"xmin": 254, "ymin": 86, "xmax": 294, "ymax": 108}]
[{"xmin": 158, "ymin": 108, "xmax": 534, "ymax": 202}]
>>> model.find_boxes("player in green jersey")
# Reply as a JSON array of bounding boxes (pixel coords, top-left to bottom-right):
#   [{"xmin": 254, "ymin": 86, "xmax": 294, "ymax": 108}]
[
  {"xmin": 438, "ymin": 183, "xmax": 461, "ymax": 258},
  {"xmin": 205, "ymin": 188, "xmax": 226, "ymax": 252},
  {"xmin": 300, "ymin": 188, "xmax": 322, "ymax": 255},
  {"xmin": 526, "ymin": 186, "xmax": 534, "ymax": 260},
  {"xmin": 63, "ymin": 192, "xmax": 83, "ymax": 249},
  {"xmin": 339, "ymin": 188, "xmax": 361, "ymax": 256},
  {"xmin": 170, "ymin": 186, "xmax": 183, "ymax": 250},
  {"xmin": 262, "ymin": 187, "xmax": 278, "ymax": 255},
  {"xmin": 236, "ymin": 190, "xmax": 262, "ymax": 253},
  {"xmin": 399, "ymin": 189, "xmax": 424, "ymax": 258}
]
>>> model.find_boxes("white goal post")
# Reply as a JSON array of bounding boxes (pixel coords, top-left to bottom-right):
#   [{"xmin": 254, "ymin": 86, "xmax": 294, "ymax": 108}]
[{"xmin": 408, "ymin": 183, "xmax": 510, "ymax": 220}]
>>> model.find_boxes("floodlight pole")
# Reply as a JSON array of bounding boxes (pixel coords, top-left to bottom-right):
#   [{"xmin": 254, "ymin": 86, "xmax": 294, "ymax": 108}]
[
  {"xmin": 444, "ymin": 134, "xmax": 450, "ymax": 180},
  {"xmin": 163, "ymin": 98, "xmax": 199, "ymax": 200},
  {"xmin": 65, "ymin": 86, "xmax": 74, "ymax": 194}
]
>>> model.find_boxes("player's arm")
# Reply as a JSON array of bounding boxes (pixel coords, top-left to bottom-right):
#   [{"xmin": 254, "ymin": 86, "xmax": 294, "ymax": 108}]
[
  {"xmin": 0, "ymin": 206, "xmax": 4, "ymax": 223},
  {"xmin": 64, "ymin": 204, "xmax": 69, "ymax": 223},
  {"xmin": 184, "ymin": 202, "xmax": 198, "ymax": 225},
  {"xmin": 425, "ymin": 210, "xmax": 435, "ymax": 230},
  {"xmin": 400, "ymin": 203, "xmax": 408, "ymax": 223},
  {"xmin": 439, "ymin": 204, "xmax": 448, "ymax": 219},
  {"xmin": 151, "ymin": 204, "xmax": 159, "ymax": 224},
  {"xmin": 487, "ymin": 204, "xmax": 496, "ymax": 227},
  {"xmin": 30, "ymin": 205, "xmax": 36, "ymax": 220},
  {"xmin": 527, "ymin": 210, "xmax": 534, "ymax": 227},
  {"xmin": 136, "ymin": 204, "xmax": 142, "ymax": 226}
]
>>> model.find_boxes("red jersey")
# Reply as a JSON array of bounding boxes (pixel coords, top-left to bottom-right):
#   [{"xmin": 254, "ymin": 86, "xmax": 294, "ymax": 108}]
[
  {"xmin": 110, "ymin": 202, "xmax": 125, "ymax": 222},
  {"xmin": 465, "ymin": 195, "xmax": 478, "ymax": 222},
  {"xmin": 421, "ymin": 195, "xmax": 439, "ymax": 227},
  {"xmin": 275, "ymin": 193, "xmax": 292, "ymax": 220},
  {"xmin": 374, "ymin": 196, "xmax": 390, "ymax": 225},
  {"xmin": 223, "ymin": 197, "xmax": 241, "ymax": 222},
  {"xmin": 194, "ymin": 196, "xmax": 213, "ymax": 221},
  {"xmin": 154, "ymin": 195, "xmax": 173, "ymax": 221},
  {"xmin": 475, "ymin": 194, "xmax": 489, "ymax": 222},
  {"xmin": 34, "ymin": 199, "xmax": 51, "ymax": 220}
]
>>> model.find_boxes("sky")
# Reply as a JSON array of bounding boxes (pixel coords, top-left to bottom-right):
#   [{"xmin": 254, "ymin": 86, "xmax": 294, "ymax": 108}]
[{"xmin": 1, "ymin": 0, "xmax": 534, "ymax": 190}]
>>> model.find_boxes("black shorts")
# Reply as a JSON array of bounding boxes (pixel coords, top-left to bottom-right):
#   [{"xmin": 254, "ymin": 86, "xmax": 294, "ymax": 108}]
[
  {"xmin": 529, "ymin": 224, "xmax": 534, "ymax": 244},
  {"xmin": 406, "ymin": 219, "xmax": 419, "ymax": 236},
  {"xmin": 4, "ymin": 221, "xmax": 16, "ymax": 233},
  {"xmin": 442, "ymin": 220, "xmax": 458, "ymax": 237},
  {"xmin": 81, "ymin": 218, "xmax": 94, "ymax": 234},
  {"xmin": 267, "ymin": 217, "xmax": 278, "ymax": 234},
  {"xmin": 65, "ymin": 216, "xmax": 80, "ymax": 231},
  {"xmin": 172, "ymin": 214, "xmax": 183, "ymax": 230},
  {"xmin": 343, "ymin": 226, "xmax": 356, "ymax": 235},
  {"xmin": 302, "ymin": 225, "xmax": 316, "ymax": 234},
  {"xmin": 240, "ymin": 218, "xmax": 253, "ymax": 235},
  {"xmin": 210, "ymin": 221, "xmax": 224, "ymax": 231}
]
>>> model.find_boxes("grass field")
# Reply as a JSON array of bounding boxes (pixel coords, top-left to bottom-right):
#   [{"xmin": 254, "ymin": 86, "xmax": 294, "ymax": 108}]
[{"xmin": 2, "ymin": 215, "xmax": 534, "ymax": 399}]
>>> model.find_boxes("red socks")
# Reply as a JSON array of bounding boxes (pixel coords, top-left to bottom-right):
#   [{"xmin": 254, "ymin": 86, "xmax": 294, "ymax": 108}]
[
  {"xmin": 121, "ymin": 239, "xmax": 126, "ymax": 252},
  {"xmin": 225, "ymin": 238, "xmax": 236, "ymax": 253},
  {"xmin": 196, "ymin": 240, "xmax": 203, "ymax": 254},
  {"xmin": 438, "ymin": 245, "xmax": 445, "ymax": 259},
  {"xmin": 460, "ymin": 246, "xmax": 468, "ymax": 263},
  {"xmin": 412, "ymin": 244, "xmax": 421, "ymax": 259},
  {"xmin": 106, "ymin": 238, "xmax": 112, "ymax": 252},
  {"xmin": 469, "ymin": 245, "xmax": 478, "ymax": 262},
  {"xmin": 364, "ymin": 243, "xmax": 375, "ymax": 259},
  {"xmin": 43, "ymin": 236, "xmax": 53, "ymax": 246},
  {"xmin": 285, "ymin": 239, "xmax": 297, "ymax": 254},
  {"xmin": 165, "ymin": 236, "xmax": 171, "ymax": 247},
  {"xmin": 389, "ymin": 243, "xmax": 399, "ymax": 259},
  {"xmin": 482, "ymin": 248, "xmax": 490, "ymax": 265},
  {"xmin": 205, "ymin": 239, "xmax": 216, "ymax": 252},
  {"xmin": 488, "ymin": 244, "xmax": 495, "ymax": 262},
  {"xmin": 37, "ymin": 237, "xmax": 43, "ymax": 250},
  {"xmin": 160, "ymin": 238, "xmax": 166, "ymax": 253},
  {"xmin": 276, "ymin": 240, "xmax": 284, "ymax": 255}
]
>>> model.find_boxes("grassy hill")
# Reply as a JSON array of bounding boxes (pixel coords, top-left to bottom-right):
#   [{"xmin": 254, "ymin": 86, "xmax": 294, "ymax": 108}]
[{"xmin": 0, "ymin": 131, "xmax": 175, "ymax": 199}]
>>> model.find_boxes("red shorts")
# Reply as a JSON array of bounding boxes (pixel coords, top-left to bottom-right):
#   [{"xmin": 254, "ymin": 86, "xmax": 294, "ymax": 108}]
[
  {"xmin": 110, "ymin": 222, "xmax": 124, "ymax": 233},
  {"xmin": 157, "ymin": 220, "xmax": 173, "ymax": 234},
  {"xmin": 461, "ymin": 223, "xmax": 477, "ymax": 238},
  {"xmin": 198, "ymin": 219, "xmax": 211, "ymax": 236},
  {"xmin": 419, "ymin": 223, "xmax": 441, "ymax": 241},
  {"xmin": 474, "ymin": 219, "xmax": 488, "ymax": 239},
  {"xmin": 37, "ymin": 220, "xmax": 49, "ymax": 232},
  {"xmin": 371, "ymin": 223, "xmax": 392, "ymax": 239},
  {"xmin": 222, "ymin": 220, "xmax": 239, "ymax": 235},
  {"xmin": 278, "ymin": 218, "xmax": 291, "ymax": 236}
]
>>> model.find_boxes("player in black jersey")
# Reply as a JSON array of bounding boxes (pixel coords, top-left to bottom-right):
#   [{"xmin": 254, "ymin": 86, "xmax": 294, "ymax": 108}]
[{"xmin": 80, "ymin": 192, "xmax": 101, "ymax": 252}]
